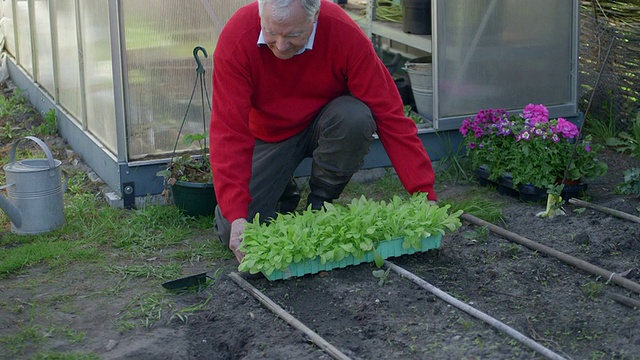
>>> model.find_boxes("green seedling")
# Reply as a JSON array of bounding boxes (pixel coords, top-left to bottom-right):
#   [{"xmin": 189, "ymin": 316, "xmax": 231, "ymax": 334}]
[
  {"xmin": 239, "ymin": 193, "xmax": 463, "ymax": 276},
  {"xmin": 372, "ymin": 268, "xmax": 390, "ymax": 286},
  {"xmin": 462, "ymin": 226, "xmax": 489, "ymax": 243},
  {"xmin": 580, "ymin": 281, "xmax": 603, "ymax": 299}
]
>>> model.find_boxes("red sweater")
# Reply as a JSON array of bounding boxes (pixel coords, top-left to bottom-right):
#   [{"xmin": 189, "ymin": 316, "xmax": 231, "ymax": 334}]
[{"xmin": 210, "ymin": 0, "xmax": 436, "ymax": 222}]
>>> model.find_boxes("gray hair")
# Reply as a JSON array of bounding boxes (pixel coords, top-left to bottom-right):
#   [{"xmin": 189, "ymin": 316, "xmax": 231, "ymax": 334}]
[{"xmin": 258, "ymin": 0, "xmax": 320, "ymax": 23}]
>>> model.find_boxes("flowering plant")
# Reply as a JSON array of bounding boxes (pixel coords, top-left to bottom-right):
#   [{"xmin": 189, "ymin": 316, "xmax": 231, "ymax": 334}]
[{"xmin": 460, "ymin": 104, "xmax": 608, "ymax": 189}]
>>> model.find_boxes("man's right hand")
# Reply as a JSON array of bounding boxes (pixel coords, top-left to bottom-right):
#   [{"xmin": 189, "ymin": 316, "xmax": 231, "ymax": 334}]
[{"xmin": 229, "ymin": 218, "xmax": 248, "ymax": 263}]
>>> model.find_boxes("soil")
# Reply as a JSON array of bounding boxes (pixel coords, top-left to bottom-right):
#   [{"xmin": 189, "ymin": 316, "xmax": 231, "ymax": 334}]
[{"xmin": 1, "ymin": 82, "xmax": 640, "ymax": 360}]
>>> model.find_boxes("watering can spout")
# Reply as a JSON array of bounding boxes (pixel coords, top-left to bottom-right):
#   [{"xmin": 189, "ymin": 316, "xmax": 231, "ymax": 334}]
[{"xmin": 0, "ymin": 189, "xmax": 22, "ymax": 228}]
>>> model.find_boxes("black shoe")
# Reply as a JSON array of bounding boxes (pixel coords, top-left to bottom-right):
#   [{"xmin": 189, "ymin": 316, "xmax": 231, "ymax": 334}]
[
  {"xmin": 277, "ymin": 178, "xmax": 301, "ymax": 213},
  {"xmin": 306, "ymin": 193, "xmax": 332, "ymax": 211}
]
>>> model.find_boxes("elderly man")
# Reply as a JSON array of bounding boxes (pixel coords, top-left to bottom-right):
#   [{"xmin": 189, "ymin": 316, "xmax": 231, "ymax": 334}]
[{"xmin": 210, "ymin": 0, "xmax": 437, "ymax": 262}]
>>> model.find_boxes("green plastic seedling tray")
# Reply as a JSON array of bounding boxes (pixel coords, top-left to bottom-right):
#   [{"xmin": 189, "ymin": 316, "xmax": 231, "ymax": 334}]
[{"xmin": 263, "ymin": 233, "xmax": 442, "ymax": 281}]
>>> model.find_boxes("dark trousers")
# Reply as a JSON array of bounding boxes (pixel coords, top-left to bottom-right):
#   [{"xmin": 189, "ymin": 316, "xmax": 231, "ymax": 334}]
[{"xmin": 215, "ymin": 95, "xmax": 377, "ymax": 245}]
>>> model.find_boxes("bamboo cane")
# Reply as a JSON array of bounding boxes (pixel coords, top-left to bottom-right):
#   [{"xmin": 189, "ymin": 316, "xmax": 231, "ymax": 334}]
[
  {"xmin": 568, "ymin": 198, "xmax": 640, "ymax": 223},
  {"xmin": 385, "ymin": 261, "xmax": 567, "ymax": 360},
  {"xmin": 228, "ymin": 272, "xmax": 352, "ymax": 360},
  {"xmin": 460, "ymin": 213, "xmax": 640, "ymax": 294}
]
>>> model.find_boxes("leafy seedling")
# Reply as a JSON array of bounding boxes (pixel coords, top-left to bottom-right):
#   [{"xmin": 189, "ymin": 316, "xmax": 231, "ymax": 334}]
[
  {"xmin": 462, "ymin": 226, "xmax": 489, "ymax": 244},
  {"xmin": 372, "ymin": 268, "xmax": 390, "ymax": 286}
]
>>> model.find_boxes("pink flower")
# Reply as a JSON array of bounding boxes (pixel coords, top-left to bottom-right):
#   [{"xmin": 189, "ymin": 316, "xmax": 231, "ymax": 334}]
[
  {"xmin": 523, "ymin": 103, "xmax": 549, "ymax": 121},
  {"xmin": 554, "ymin": 118, "xmax": 579, "ymax": 139}
]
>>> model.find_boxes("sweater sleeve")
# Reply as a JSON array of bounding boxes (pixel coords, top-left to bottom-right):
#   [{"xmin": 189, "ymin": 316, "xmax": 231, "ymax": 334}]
[
  {"xmin": 345, "ymin": 38, "xmax": 437, "ymax": 201},
  {"xmin": 209, "ymin": 32, "xmax": 256, "ymax": 222}
]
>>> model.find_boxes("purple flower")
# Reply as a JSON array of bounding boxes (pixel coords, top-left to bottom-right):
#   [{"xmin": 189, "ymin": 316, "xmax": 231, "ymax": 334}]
[
  {"xmin": 555, "ymin": 118, "xmax": 579, "ymax": 139},
  {"xmin": 517, "ymin": 131, "xmax": 531, "ymax": 141},
  {"xmin": 523, "ymin": 103, "xmax": 549, "ymax": 121}
]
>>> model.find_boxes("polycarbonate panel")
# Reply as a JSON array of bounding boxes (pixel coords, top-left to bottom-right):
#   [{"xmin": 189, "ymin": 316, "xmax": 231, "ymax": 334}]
[
  {"xmin": 54, "ymin": 0, "xmax": 82, "ymax": 121},
  {"xmin": 436, "ymin": 0, "xmax": 575, "ymax": 120},
  {"xmin": 33, "ymin": 0, "xmax": 54, "ymax": 95},
  {"xmin": 122, "ymin": 0, "xmax": 252, "ymax": 159},
  {"xmin": 78, "ymin": 1, "xmax": 117, "ymax": 153},
  {"xmin": 15, "ymin": 0, "xmax": 32, "ymax": 74},
  {"xmin": 1, "ymin": 0, "xmax": 16, "ymax": 57}
]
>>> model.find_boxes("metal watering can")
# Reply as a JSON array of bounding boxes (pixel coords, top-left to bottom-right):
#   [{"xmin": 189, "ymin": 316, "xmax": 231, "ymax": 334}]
[{"xmin": 0, "ymin": 136, "xmax": 66, "ymax": 234}]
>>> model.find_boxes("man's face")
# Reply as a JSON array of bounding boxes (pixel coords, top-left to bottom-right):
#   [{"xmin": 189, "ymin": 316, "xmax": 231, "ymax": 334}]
[{"xmin": 261, "ymin": 2, "xmax": 317, "ymax": 60}]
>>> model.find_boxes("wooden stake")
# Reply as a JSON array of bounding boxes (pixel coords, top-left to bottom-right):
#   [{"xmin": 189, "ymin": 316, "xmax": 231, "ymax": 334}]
[
  {"xmin": 228, "ymin": 272, "xmax": 352, "ymax": 360},
  {"xmin": 385, "ymin": 261, "xmax": 567, "ymax": 360},
  {"xmin": 568, "ymin": 198, "xmax": 640, "ymax": 224},
  {"xmin": 609, "ymin": 292, "xmax": 640, "ymax": 309},
  {"xmin": 461, "ymin": 213, "xmax": 640, "ymax": 295}
]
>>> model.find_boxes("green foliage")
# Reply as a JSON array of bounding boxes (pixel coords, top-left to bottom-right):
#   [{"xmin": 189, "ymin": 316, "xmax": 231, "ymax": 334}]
[
  {"xmin": 157, "ymin": 132, "xmax": 211, "ymax": 183},
  {"xmin": 238, "ymin": 193, "xmax": 463, "ymax": 275},
  {"xmin": 606, "ymin": 112, "xmax": 640, "ymax": 158},
  {"xmin": 440, "ymin": 189, "xmax": 504, "ymax": 224},
  {"xmin": 462, "ymin": 226, "xmax": 489, "ymax": 244},
  {"xmin": 616, "ymin": 167, "xmax": 640, "ymax": 196},
  {"xmin": 580, "ymin": 281, "xmax": 603, "ymax": 299},
  {"xmin": 106, "ymin": 263, "xmax": 183, "ymax": 280},
  {"xmin": 404, "ymin": 105, "xmax": 424, "ymax": 125},
  {"xmin": 2, "ymin": 121, "xmax": 21, "ymax": 141},
  {"xmin": 372, "ymin": 268, "xmax": 391, "ymax": 286},
  {"xmin": 37, "ymin": 109, "xmax": 58, "ymax": 135},
  {"xmin": 584, "ymin": 105, "xmax": 617, "ymax": 144},
  {"xmin": 0, "ymin": 89, "xmax": 28, "ymax": 118}
]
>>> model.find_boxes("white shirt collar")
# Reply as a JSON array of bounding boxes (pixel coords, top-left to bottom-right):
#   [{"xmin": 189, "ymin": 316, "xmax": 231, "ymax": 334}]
[{"xmin": 257, "ymin": 21, "xmax": 318, "ymax": 56}]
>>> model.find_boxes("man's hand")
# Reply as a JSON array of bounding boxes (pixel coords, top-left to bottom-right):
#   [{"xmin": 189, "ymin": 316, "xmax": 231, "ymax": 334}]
[{"xmin": 229, "ymin": 218, "xmax": 247, "ymax": 263}]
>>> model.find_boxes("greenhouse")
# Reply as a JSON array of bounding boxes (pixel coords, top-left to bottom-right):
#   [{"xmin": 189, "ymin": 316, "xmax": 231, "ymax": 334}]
[{"xmin": 1, "ymin": 0, "xmax": 583, "ymax": 206}]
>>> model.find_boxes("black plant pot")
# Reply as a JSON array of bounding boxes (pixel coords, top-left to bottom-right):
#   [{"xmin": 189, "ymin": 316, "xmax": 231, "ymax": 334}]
[
  {"xmin": 171, "ymin": 180, "xmax": 217, "ymax": 217},
  {"xmin": 474, "ymin": 167, "xmax": 588, "ymax": 203}
]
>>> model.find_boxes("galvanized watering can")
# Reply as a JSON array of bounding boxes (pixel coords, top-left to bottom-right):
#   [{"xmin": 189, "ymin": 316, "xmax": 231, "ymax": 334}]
[{"xmin": 0, "ymin": 136, "xmax": 66, "ymax": 234}]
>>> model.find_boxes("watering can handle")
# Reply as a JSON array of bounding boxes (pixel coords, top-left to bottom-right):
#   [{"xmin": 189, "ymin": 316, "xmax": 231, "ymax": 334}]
[{"xmin": 10, "ymin": 136, "xmax": 57, "ymax": 170}]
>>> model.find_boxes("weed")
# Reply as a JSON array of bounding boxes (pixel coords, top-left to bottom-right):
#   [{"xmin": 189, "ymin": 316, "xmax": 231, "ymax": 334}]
[
  {"xmin": 580, "ymin": 281, "xmax": 603, "ymax": 299},
  {"xmin": 0, "ymin": 323, "xmax": 47, "ymax": 357},
  {"xmin": 606, "ymin": 112, "xmax": 640, "ymax": 158},
  {"xmin": 456, "ymin": 317, "xmax": 474, "ymax": 331},
  {"xmin": 500, "ymin": 243, "xmax": 521, "ymax": 258},
  {"xmin": 585, "ymin": 102, "xmax": 617, "ymax": 143},
  {"xmin": 32, "ymin": 352, "xmax": 100, "ymax": 360},
  {"xmin": 37, "ymin": 109, "xmax": 58, "ymax": 136},
  {"xmin": 462, "ymin": 225, "xmax": 489, "ymax": 244},
  {"xmin": 440, "ymin": 188, "xmax": 504, "ymax": 224},
  {"xmin": 616, "ymin": 167, "xmax": 640, "ymax": 196},
  {"xmin": 114, "ymin": 320, "xmax": 136, "ymax": 332},
  {"xmin": 573, "ymin": 207, "xmax": 587, "ymax": 215},
  {"xmin": 120, "ymin": 292, "xmax": 172, "ymax": 329},
  {"xmin": 372, "ymin": 268, "xmax": 390, "ymax": 286},
  {"xmin": 0, "ymin": 89, "xmax": 28, "ymax": 117},
  {"xmin": 2, "ymin": 120, "xmax": 21, "ymax": 140},
  {"xmin": 170, "ymin": 294, "xmax": 213, "ymax": 324},
  {"xmin": 65, "ymin": 171, "xmax": 91, "ymax": 195},
  {"xmin": 169, "ymin": 240, "xmax": 233, "ymax": 263},
  {"xmin": 432, "ymin": 132, "xmax": 474, "ymax": 185},
  {"xmin": 106, "ymin": 263, "xmax": 183, "ymax": 280}
]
